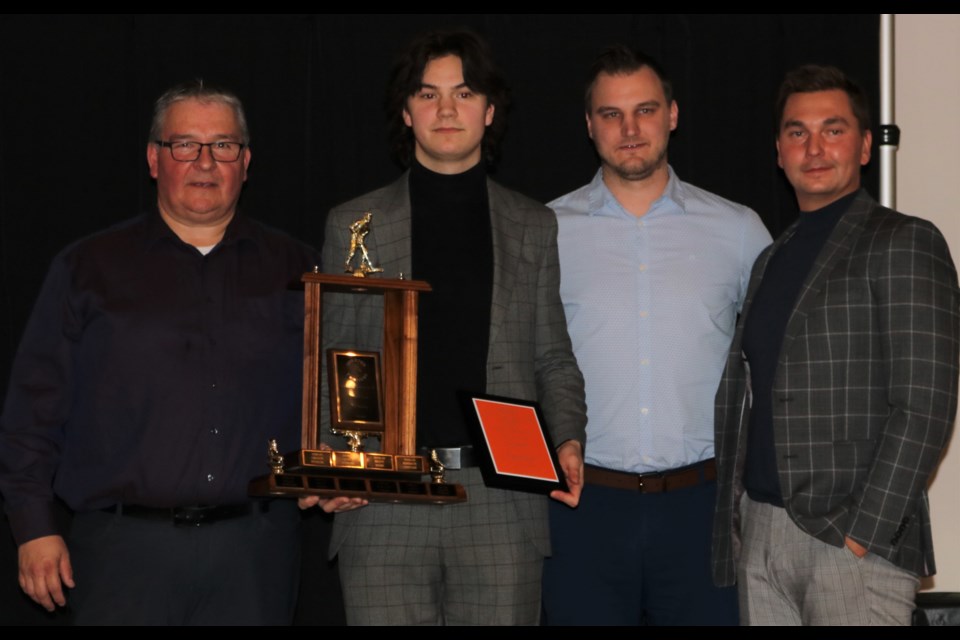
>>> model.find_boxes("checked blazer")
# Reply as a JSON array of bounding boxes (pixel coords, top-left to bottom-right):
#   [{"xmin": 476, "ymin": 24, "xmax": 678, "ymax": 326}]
[
  {"xmin": 713, "ymin": 190, "xmax": 959, "ymax": 584},
  {"xmin": 320, "ymin": 173, "xmax": 587, "ymax": 559}
]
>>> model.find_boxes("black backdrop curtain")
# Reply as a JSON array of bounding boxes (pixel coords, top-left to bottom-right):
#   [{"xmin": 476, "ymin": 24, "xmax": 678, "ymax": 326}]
[{"xmin": 0, "ymin": 14, "xmax": 878, "ymax": 625}]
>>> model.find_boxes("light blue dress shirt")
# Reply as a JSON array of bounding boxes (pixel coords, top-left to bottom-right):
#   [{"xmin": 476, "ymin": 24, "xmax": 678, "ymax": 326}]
[{"xmin": 551, "ymin": 167, "xmax": 771, "ymax": 474}]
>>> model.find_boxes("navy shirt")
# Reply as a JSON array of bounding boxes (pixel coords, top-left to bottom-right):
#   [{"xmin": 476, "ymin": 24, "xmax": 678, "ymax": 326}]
[
  {"xmin": 743, "ymin": 191, "xmax": 856, "ymax": 505},
  {"xmin": 0, "ymin": 212, "xmax": 317, "ymax": 544}
]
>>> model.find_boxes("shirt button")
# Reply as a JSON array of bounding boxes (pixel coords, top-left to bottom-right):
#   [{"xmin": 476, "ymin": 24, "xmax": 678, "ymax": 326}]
[
  {"xmin": 210, "ymin": 383, "xmax": 217, "ymax": 389},
  {"xmin": 639, "ymin": 311, "xmax": 649, "ymax": 318},
  {"xmin": 206, "ymin": 474, "xmax": 215, "ymax": 482},
  {"xmin": 640, "ymin": 407, "xmax": 649, "ymax": 416},
  {"xmin": 210, "ymin": 427, "xmax": 219, "ymax": 435},
  {"xmin": 640, "ymin": 359, "xmax": 650, "ymax": 365},
  {"xmin": 638, "ymin": 264, "xmax": 647, "ymax": 272}
]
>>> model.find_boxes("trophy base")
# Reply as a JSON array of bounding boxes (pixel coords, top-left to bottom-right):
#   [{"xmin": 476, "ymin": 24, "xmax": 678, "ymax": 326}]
[
  {"xmin": 248, "ymin": 447, "xmax": 467, "ymax": 504},
  {"xmin": 281, "ymin": 448, "xmax": 429, "ymax": 477},
  {"xmin": 248, "ymin": 472, "xmax": 467, "ymax": 504}
]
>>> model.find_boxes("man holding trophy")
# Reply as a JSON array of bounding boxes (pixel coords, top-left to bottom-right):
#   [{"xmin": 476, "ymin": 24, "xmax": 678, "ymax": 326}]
[{"xmin": 299, "ymin": 29, "xmax": 587, "ymax": 625}]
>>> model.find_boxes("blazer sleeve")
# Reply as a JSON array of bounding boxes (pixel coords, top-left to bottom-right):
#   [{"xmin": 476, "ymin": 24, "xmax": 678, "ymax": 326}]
[
  {"xmin": 846, "ymin": 217, "xmax": 959, "ymax": 557},
  {"xmin": 532, "ymin": 210, "xmax": 587, "ymax": 448}
]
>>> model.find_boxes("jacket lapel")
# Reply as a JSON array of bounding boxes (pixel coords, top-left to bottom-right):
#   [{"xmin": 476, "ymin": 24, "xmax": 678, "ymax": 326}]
[
  {"xmin": 372, "ymin": 176, "xmax": 520, "ymax": 342},
  {"xmin": 777, "ymin": 190, "xmax": 874, "ymax": 366},
  {"xmin": 366, "ymin": 174, "xmax": 412, "ymax": 278},
  {"xmin": 487, "ymin": 180, "xmax": 522, "ymax": 346}
]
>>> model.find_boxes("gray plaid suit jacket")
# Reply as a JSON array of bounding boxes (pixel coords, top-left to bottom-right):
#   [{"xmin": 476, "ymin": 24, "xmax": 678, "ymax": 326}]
[
  {"xmin": 320, "ymin": 173, "xmax": 587, "ymax": 559},
  {"xmin": 713, "ymin": 190, "xmax": 959, "ymax": 584}
]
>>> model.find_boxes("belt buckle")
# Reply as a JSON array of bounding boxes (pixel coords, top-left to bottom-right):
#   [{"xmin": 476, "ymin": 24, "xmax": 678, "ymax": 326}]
[
  {"xmin": 637, "ymin": 471, "xmax": 664, "ymax": 493},
  {"xmin": 444, "ymin": 448, "xmax": 463, "ymax": 469},
  {"xmin": 173, "ymin": 506, "xmax": 208, "ymax": 527},
  {"xmin": 427, "ymin": 447, "xmax": 463, "ymax": 470}
]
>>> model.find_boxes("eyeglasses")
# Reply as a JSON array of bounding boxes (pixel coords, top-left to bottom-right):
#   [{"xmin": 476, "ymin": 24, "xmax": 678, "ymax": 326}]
[{"xmin": 154, "ymin": 140, "xmax": 246, "ymax": 162}]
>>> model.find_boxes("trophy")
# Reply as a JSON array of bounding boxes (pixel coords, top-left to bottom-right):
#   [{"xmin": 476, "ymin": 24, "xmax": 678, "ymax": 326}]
[
  {"xmin": 343, "ymin": 212, "xmax": 383, "ymax": 277},
  {"xmin": 249, "ymin": 213, "xmax": 466, "ymax": 504}
]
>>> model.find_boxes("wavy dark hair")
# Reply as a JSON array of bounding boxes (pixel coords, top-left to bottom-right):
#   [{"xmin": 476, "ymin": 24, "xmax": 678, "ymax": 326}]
[
  {"xmin": 386, "ymin": 29, "xmax": 509, "ymax": 168},
  {"xmin": 775, "ymin": 65, "xmax": 871, "ymax": 134},
  {"xmin": 584, "ymin": 45, "xmax": 673, "ymax": 112}
]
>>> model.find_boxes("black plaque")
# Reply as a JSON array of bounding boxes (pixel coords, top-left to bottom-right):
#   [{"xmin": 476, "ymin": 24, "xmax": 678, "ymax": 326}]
[
  {"xmin": 459, "ymin": 391, "xmax": 569, "ymax": 495},
  {"xmin": 328, "ymin": 350, "xmax": 384, "ymax": 432}
]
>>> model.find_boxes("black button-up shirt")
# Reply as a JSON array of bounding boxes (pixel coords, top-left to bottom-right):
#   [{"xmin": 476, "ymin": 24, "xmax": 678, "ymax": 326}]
[{"xmin": 0, "ymin": 211, "xmax": 317, "ymax": 544}]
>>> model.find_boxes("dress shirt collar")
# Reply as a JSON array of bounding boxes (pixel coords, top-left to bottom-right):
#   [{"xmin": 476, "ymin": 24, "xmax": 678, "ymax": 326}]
[
  {"xmin": 588, "ymin": 165, "xmax": 688, "ymax": 218},
  {"xmin": 142, "ymin": 207, "xmax": 259, "ymax": 253}
]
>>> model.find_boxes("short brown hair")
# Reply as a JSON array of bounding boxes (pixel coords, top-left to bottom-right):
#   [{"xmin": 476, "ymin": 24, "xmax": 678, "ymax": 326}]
[
  {"xmin": 775, "ymin": 65, "xmax": 871, "ymax": 134},
  {"xmin": 584, "ymin": 45, "xmax": 673, "ymax": 113}
]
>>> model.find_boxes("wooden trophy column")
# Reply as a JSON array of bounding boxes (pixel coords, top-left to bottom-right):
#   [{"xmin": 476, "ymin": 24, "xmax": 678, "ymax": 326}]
[{"xmin": 301, "ymin": 272, "xmax": 428, "ymax": 454}]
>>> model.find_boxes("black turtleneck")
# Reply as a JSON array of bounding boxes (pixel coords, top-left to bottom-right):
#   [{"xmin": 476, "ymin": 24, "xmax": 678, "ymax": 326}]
[
  {"xmin": 742, "ymin": 190, "xmax": 858, "ymax": 506},
  {"xmin": 409, "ymin": 159, "xmax": 493, "ymax": 448}
]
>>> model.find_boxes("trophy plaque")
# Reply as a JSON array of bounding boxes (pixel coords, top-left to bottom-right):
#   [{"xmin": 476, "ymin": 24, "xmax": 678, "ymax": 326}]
[
  {"xmin": 249, "ymin": 215, "xmax": 466, "ymax": 504},
  {"xmin": 328, "ymin": 349, "xmax": 384, "ymax": 445}
]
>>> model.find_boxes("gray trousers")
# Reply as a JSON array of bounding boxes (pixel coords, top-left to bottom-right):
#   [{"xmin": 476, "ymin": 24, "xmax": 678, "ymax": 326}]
[
  {"xmin": 337, "ymin": 468, "xmax": 542, "ymax": 625},
  {"xmin": 738, "ymin": 496, "xmax": 919, "ymax": 625}
]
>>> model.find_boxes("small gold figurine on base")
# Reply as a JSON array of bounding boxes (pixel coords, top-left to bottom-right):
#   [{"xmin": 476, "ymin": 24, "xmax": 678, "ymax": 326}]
[
  {"xmin": 340, "ymin": 430, "xmax": 366, "ymax": 453},
  {"xmin": 268, "ymin": 439, "xmax": 284, "ymax": 475},
  {"xmin": 344, "ymin": 212, "xmax": 383, "ymax": 277},
  {"xmin": 429, "ymin": 449, "xmax": 446, "ymax": 485}
]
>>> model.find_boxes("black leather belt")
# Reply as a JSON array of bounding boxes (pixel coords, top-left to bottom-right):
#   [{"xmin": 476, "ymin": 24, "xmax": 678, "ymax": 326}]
[
  {"xmin": 102, "ymin": 502, "xmax": 269, "ymax": 526},
  {"xmin": 418, "ymin": 445, "xmax": 478, "ymax": 469},
  {"xmin": 585, "ymin": 458, "xmax": 716, "ymax": 494}
]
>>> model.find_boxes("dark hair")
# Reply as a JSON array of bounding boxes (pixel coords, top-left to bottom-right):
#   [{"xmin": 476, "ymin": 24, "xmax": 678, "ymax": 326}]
[
  {"xmin": 775, "ymin": 65, "xmax": 871, "ymax": 134},
  {"xmin": 150, "ymin": 79, "xmax": 249, "ymax": 144},
  {"xmin": 584, "ymin": 45, "xmax": 673, "ymax": 112},
  {"xmin": 385, "ymin": 29, "xmax": 509, "ymax": 168}
]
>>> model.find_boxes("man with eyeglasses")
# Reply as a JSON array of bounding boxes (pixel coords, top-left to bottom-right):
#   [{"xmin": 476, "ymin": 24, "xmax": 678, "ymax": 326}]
[{"xmin": 0, "ymin": 80, "xmax": 318, "ymax": 624}]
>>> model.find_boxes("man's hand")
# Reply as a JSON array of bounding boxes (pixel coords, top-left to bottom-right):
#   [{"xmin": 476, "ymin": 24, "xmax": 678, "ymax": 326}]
[
  {"xmin": 298, "ymin": 495, "xmax": 368, "ymax": 513},
  {"xmin": 550, "ymin": 439, "xmax": 584, "ymax": 508},
  {"xmin": 845, "ymin": 536, "xmax": 868, "ymax": 558},
  {"xmin": 18, "ymin": 535, "xmax": 74, "ymax": 612},
  {"xmin": 294, "ymin": 442, "xmax": 369, "ymax": 513}
]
